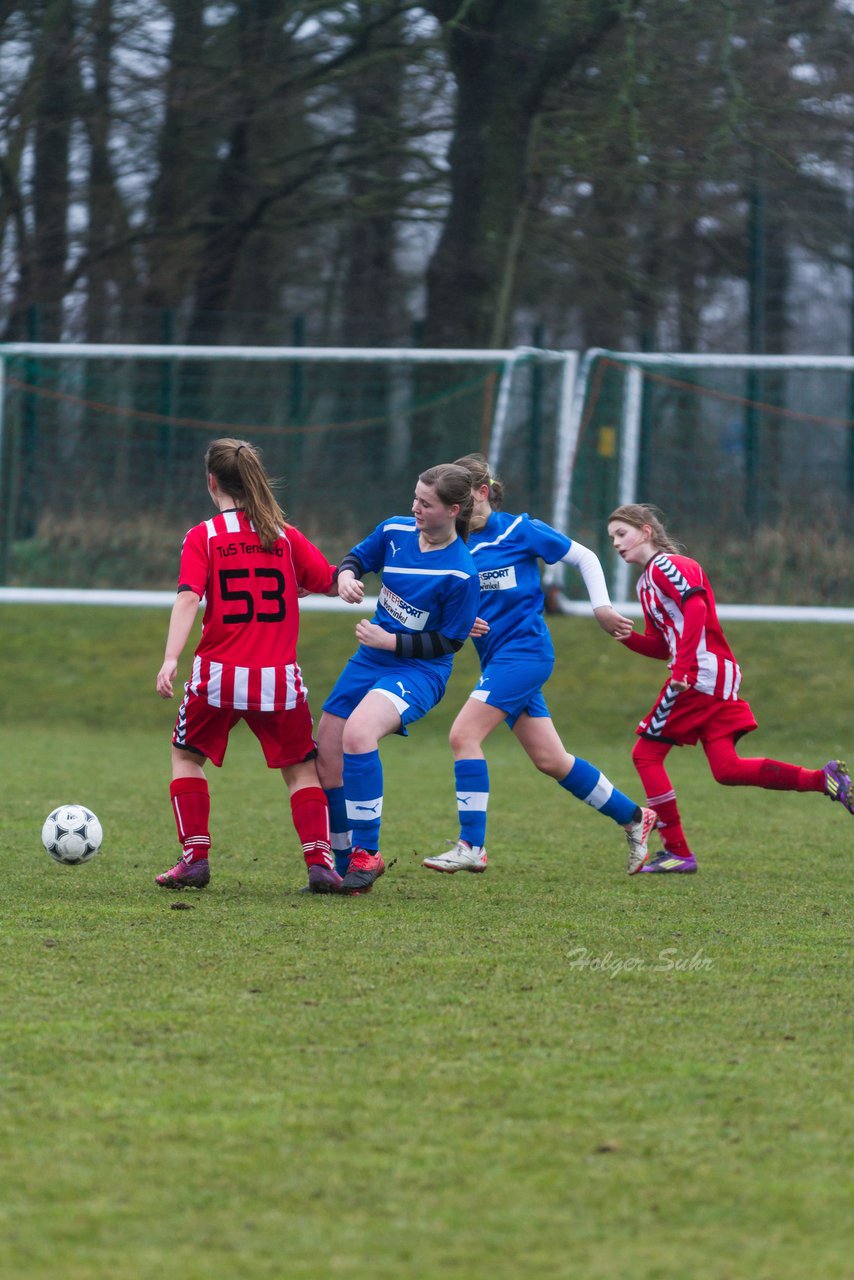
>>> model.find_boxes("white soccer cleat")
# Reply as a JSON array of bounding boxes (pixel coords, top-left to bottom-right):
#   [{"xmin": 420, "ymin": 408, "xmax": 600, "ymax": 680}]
[
  {"xmin": 624, "ymin": 807, "xmax": 658, "ymax": 875},
  {"xmin": 422, "ymin": 840, "xmax": 488, "ymax": 874}
]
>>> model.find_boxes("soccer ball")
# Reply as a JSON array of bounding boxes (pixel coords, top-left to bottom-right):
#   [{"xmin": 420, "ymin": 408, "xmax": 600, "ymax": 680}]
[{"xmin": 41, "ymin": 804, "xmax": 103, "ymax": 866}]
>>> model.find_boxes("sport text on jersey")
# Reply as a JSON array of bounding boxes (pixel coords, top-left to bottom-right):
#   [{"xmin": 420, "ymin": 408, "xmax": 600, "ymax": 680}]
[
  {"xmin": 478, "ymin": 566, "xmax": 517, "ymax": 591},
  {"xmin": 214, "ymin": 542, "xmax": 284, "ymax": 559},
  {"xmin": 379, "ymin": 585, "xmax": 429, "ymax": 631}
]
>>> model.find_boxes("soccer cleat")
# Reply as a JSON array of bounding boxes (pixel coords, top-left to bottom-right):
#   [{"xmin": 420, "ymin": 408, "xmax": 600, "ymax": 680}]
[
  {"xmin": 823, "ymin": 760, "xmax": 854, "ymax": 813},
  {"xmin": 307, "ymin": 864, "xmax": 343, "ymax": 894},
  {"xmin": 155, "ymin": 857, "xmax": 211, "ymax": 889},
  {"xmin": 624, "ymin": 807, "xmax": 658, "ymax": 875},
  {"xmin": 640, "ymin": 850, "xmax": 698, "ymax": 874},
  {"xmin": 422, "ymin": 840, "xmax": 488, "ymax": 874},
  {"xmin": 340, "ymin": 847, "xmax": 385, "ymax": 895}
]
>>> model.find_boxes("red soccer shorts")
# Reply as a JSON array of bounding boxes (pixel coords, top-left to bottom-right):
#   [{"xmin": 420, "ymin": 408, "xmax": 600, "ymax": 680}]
[
  {"xmin": 173, "ymin": 690, "xmax": 318, "ymax": 768},
  {"xmin": 637, "ymin": 683, "xmax": 758, "ymax": 747}
]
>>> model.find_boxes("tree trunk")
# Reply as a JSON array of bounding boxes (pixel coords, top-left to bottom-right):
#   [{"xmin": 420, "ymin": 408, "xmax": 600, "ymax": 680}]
[
  {"xmin": 423, "ymin": 0, "xmax": 625, "ymax": 349},
  {"xmin": 142, "ymin": 0, "xmax": 210, "ymax": 321},
  {"xmin": 31, "ymin": 0, "xmax": 75, "ymax": 340}
]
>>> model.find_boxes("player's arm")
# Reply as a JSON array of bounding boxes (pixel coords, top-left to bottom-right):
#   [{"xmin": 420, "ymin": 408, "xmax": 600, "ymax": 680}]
[
  {"xmin": 336, "ymin": 552, "xmax": 366, "ymax": 604},
  {"xmin": 560, "ymin": 540, "xmax": 633, "ymax": 637},
  {"xmin": 353, "ymin": 619, "xmax": 466, "ymax": 657},
  {"xmin": 670, "ymin": 591, "xmax": 706, "ymax": 688},
  {"xmin": 394, "ymin": 629, "xmax": 465, "ymax": 658},
  {"xmin": 618, "ymin": 615, "xmax": 670, "ymax": 660},
  {"xmin": 156, "ymin": 587, "xmax": 201, "ymax": 699},
  {"xmin": 338, "ymin": 520, "xmax": 386, "ymax": 601},
  {"xmin": 383, "ymin": 571, "xmax": 481, "ymax": 658},
  {"xmin": 358, "ymin": 570, "xmax": 479, "ymax": 657},
  {"xmin": 288, "ymin": 527, "xmax": 338, "ymax": 596}
]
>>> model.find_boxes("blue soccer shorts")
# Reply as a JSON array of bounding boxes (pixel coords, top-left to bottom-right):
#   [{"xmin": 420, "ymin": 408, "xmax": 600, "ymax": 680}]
[
  {"xmin": 322, "ymin": 647, "xmax": 449, "ymax": 736},
  {"xmin": 468, "ymin": 654, "xmax": 554, "ymax": 729}
]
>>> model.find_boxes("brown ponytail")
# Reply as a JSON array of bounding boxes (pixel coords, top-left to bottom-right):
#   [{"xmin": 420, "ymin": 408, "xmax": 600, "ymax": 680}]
[
  {"xmin": 205, "ymin": 438, "xmax": 286, "ymax": 551},
  {"xmin": 452, "ymin": 452, "xmax": 504, "ymax": 509}
]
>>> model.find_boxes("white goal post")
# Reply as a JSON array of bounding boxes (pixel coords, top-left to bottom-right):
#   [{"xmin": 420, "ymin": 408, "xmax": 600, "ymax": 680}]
[
  {"xmin": 0, "ymin": 340, "xmax": 575, "ymax": 607},
  {"xmin": 1, "ymin": 341, "xmax": 852, "ymax": 622},
  {"xmin": 544, "ymin": 348, "xmax": 854, "ymax": 623}
]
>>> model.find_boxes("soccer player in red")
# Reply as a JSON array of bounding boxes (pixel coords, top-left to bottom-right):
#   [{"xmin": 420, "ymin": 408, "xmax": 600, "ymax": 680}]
[
  {"xmin": 607, "ymin": 503, "xmax": 854, "ymax": 873},
  {"xmin": 154, "ymin": 437, "xmax": 342, "ymax": 893}
]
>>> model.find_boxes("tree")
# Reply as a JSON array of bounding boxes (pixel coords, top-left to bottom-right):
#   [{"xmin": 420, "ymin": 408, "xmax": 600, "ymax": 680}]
[
  {"xmin": 515, "ymin": 0, "xmax": 854, "ymax": 354},
  {"xmin": 421, "ymin": 0, "xmax": 629, "ymax": 348}
]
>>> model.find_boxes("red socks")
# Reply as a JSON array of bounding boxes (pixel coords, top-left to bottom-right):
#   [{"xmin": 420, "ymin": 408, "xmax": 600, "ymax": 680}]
[
  {"xmin": 170, "ymin": 780, "xmax": 333, "ymax": 870},
  {"xmin": 632, "ymin": 737, "xmax": 693, "ymax": 858},
  {"xmin": 170, "ymin": 777, "xmax": 211, "ymax": 862},
  {"xmin": 702, "ymin": 738, "xmax": 825, "ymax": 791},
  {"xmin": 630, "ymin": 733, "xmax": 826, "ymax": 864},
  {"xmin": 290, "ymin": 786, "xmax": 332, "ymax": 869},
  {"xmin": 646, "ymin": 793, "xmax": 693, "ymax": 858}
]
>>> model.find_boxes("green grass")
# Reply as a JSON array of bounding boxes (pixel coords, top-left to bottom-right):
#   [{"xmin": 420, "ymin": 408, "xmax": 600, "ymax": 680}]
[{"xmin": 1, "ymin": 606, "xmax": 853, "ymax": 1279}]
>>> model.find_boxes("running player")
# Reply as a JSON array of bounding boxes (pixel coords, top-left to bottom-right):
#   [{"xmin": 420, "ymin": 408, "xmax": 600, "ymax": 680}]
[
  {"xmin": 421, "ymin": 453, "xmax": 657, "ymax": 877},
  {"xmin": 154, "ymin": 437, "xmax": 341, "ymax": 893},
  {"xmin": 607, "ymin": 502, "xmax": 854, "ymax": 872},
  {"xmin": 316, "ymin": 463, "xmax": 480, "ymax": 895}
]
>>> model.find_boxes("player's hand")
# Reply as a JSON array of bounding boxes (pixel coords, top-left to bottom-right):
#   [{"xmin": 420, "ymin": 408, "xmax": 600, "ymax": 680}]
[
  {"xmin": 355, "ymin": 619, "xmax": 395, "ymax": 651},
  {"xmin": 337, "ymin": 571, "xmax": 364, "ymax": 604},
  {"xmin": 670, "ymin": 677, "xmax": 690, "ymax": 692},
  {"xmin": 594, "ymin": 605, "xmax": 634, "ymax": 638},
  {"xmin": 469, "ymin": 616, "xmax": 489, "ymax": 638},
  {"xmin": 156, "ymin": 660, "xmax": 178, "ymax": 699}
]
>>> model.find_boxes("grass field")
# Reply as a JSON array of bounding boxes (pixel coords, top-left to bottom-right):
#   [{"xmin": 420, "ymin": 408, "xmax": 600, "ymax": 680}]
[{"xmin": 1, "ymin": 605, "xmax": 853, "ymax": 1279}]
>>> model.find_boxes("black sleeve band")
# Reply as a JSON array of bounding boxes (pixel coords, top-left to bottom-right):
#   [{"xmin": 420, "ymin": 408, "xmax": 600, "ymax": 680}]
[
  {"xmin": 394, "ymin": 630, "xmax": 464, "ymax": 659},
  {"xmin": 334, "ymin": 553, "xmax": 364, "ymax": 584}
]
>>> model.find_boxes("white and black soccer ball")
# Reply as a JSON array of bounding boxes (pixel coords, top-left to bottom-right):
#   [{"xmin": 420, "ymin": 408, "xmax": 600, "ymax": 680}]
[{"xmin": 41, "ymin": 804, "xmax": 103, "ymax": 865}]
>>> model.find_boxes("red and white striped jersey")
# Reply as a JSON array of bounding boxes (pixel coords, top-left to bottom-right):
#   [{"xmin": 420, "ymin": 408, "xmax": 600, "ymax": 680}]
[
  {"xmin": 177, "ymin": 509, "xmax": 335, "ymax": 711},
  {"xmin": 635, "ymin": 552, "xmax": 742, "ymax": 700}
]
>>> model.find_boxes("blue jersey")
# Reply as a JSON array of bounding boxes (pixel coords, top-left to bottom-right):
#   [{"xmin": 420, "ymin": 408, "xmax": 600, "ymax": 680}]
[
  {"xmin": 469, "ymin": 511, "xmax": 571, "ymax": 665},
  {"xmin": 350, "ymin": 516, "xmax": 480, "ymax": 675}
]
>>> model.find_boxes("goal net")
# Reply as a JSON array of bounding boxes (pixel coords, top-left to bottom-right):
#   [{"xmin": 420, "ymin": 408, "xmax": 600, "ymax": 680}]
[
  {"xmin": 548, "ymin": 349, "xmax": 854, "ymax": 612},
  {"xmin": 0, "ymin": 343, "xmax": 573, "ymax": 595},
  {"xmin": 3, "ymin": 342, "xmax": 852, "ymax": 616}
]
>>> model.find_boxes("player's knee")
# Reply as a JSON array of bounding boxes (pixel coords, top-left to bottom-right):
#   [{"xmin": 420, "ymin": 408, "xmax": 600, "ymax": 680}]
[
  {"xmin": 342, "ymin": 719, "xmax": 379, "ymax": 755},
  {"xmin": 709, "ymin": 758, "xmax": 740, "ymax": 785},
  {"xmin": 632, "ymin": 739, "xmax": 658, "ymax": 768},
  {"xmin": 531, "ymin": 751, "xmax": 555, "ymax": 775},
  {"xmin": 449, "ymin": 719, "xmax": 489, "ymax": 758}
]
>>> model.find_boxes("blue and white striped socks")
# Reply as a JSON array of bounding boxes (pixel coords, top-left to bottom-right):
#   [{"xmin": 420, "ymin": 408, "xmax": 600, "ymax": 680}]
[
  {"xmin": 343, "ymin": 749, "xmax": 384, "ymax": 852},
  {"xmin": 559, "ymin": 756, "xmax": 638, "ymax": 826},
  {"xmin": 455, "ymin": 758, "xmax": 489, "ymax": 848}
]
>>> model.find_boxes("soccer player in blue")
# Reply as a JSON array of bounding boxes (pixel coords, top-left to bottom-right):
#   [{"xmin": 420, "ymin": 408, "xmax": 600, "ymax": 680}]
[
  {"xmin": 421, "ymin": 453, "xmax": 657, "ymax": 877},
  {"xmin": 316, "ymin": 463, "xmax": 481, "ymax": 894}
]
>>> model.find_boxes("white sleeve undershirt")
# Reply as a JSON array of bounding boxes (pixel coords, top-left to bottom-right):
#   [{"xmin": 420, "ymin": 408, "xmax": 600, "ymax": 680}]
[{"xmin": 559, "ymin": 541, "xmax": 612, "ymax": 610}]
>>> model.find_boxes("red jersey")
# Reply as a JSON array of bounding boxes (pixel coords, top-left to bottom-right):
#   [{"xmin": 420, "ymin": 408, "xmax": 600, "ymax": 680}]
[
  {"xmin": 177, "ymin": 508, "xmax": 334, "ymax": 711},
  {"xmin": 629, "ymin": 552, "xmax": 742, "ymax": 701}
]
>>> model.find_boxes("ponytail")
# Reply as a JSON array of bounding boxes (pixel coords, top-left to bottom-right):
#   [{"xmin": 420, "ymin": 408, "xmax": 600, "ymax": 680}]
[
  {"xmin": 205, "ymin": 438, "xmax": 286, "ymax": 551},
  {"xmin": 453, "ymin": 452, "xmax": 504, "ymax": 510}
]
